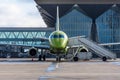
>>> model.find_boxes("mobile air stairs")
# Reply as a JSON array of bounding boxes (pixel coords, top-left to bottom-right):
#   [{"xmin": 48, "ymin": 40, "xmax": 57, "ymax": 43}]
[{"xmin": 68, "ymin": 37, "xmax": 116, "ymax": 61}]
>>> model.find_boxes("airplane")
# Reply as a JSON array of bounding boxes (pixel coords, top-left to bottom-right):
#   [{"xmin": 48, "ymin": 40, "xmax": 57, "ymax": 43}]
[
  {"xmin": 29, "ymin": 6, "xmax": 69, "ymax": 62},
  {"xmin": 28, "ymin": 6, "xmax": 87, "ymax": 62}
]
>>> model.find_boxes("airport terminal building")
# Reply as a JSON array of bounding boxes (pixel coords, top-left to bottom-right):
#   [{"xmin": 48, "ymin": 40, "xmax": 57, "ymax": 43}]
[
  {"xmin": 35, "ymin": 0, "xmax": 120, "ymax": 57},
  {"xmin": 0, "ymin": 0, "xmax": 120, "ymax": 58}
]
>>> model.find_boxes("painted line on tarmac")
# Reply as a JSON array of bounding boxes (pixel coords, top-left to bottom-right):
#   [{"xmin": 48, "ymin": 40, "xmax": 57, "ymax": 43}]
[
  {"xmin": 39, "ymin": 76, "xmax": 56, "ymax": 80},
  {"xmin": 110, "ymin": 62, "xmax": 120, "ymax": 66},
  {"xmin": 0, "ymin": 62, "xmax": 46, "ymax": 64},
  {"xmin": 40, "ymin": 62, "xmax": 60, "ymax": 80},
  {"xmin": 46, "ymin": 62, "xmax": 59, "ymax": 72}
]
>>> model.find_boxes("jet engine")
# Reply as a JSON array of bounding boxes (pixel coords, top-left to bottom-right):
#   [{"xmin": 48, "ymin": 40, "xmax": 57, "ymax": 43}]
[{"xmin": 29, "ymin": 48, "xmax": 37, "ymax": 56}]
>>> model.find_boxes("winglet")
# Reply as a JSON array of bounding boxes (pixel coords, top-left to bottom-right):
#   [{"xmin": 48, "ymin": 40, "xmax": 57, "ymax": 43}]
[{"xmin": 56, "ymin": 6, "xmax": 60, "ymax": 31}]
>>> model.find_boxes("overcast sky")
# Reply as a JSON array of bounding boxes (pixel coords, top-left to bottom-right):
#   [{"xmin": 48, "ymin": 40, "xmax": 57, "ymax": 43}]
[{"xmin": 0, "ymin": 0, "xmax": 47, "ymax": 27}]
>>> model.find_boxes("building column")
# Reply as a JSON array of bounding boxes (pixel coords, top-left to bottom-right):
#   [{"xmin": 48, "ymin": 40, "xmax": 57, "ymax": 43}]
[{"xmin": 90, "ymin": 19, "xmax": 98, "ymax": 42}]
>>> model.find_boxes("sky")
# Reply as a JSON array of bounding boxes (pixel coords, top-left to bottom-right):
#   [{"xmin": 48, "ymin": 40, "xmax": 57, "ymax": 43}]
[{"xmin": 0, "ymin": 0, "xmax": 47, "ymax": 27}]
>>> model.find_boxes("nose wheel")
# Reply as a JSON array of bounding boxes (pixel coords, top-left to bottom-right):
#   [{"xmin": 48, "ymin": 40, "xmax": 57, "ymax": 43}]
[{"xmin": 56, "ymin": 56, "xmax": 61, "ymax": 62}]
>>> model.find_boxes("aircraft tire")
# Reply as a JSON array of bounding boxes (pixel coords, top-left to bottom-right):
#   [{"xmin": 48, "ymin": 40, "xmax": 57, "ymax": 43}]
[
  {"xmin": 56, "ymin": 56, "xmax": 61, "ymax": 62},
  {"xmin": 43, "ymin": 55, "xmax": 46, "ymax": 61},
  {"xmin": 73, "ymin": 57, "xmax": 79, "ymax": 62},
  {"xmin": 38, "ymin": 55, "xmax": 42, "ymax": 61}
]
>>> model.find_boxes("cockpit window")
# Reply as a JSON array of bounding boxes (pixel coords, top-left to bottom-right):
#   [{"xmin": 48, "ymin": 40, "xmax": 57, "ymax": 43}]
[
  {"xmin": 50, "ymin": 34, "xmax": 64, "ymax": 38},
  {"xmin": 50, "ymin": 35, "xmax": 58, "ymax": 38},
  {"xmin": 59, "ymin": 34, "xmax": 64, "ymax": 38},
  {"xmin": 53, "ymin": 35, "xmax": 58, "ymax": 38}
]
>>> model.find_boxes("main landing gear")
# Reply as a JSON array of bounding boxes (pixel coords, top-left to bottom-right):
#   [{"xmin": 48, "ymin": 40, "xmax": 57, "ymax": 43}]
[{"xmin": 38, "ymin": 55, "xmax": 46, "ymax": 61}]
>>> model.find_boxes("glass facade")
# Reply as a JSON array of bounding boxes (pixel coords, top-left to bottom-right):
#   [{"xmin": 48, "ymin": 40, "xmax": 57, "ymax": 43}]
[
  {"xmin": 58, "ymin": 4, "xmax": 120, "ymax": 55},
  {"xmin": 0, "ymin": 28, "xmax": 54, "ymax": 46},
  {"xmin": 60, "ymin": 7, "xmax": 92, "ymax": 38},
  {"xmin": 96, "ymin": 5, "xmax": 120, "ymax": 52},
  {"xmin": 38, "ymin": 4, "xmax": 120, "ymax": 57},
  {"xmin": 0, "ymin": 31, "xmax": 45, "ymax": 45}
]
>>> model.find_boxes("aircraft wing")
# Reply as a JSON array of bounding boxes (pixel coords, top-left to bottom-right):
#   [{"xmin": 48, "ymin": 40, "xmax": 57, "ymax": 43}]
[
  {"xmin": 0, "ymin": 37, "xmax": 50, "ymax": 49},
  {"xmin": 32, "ymin": 45, "xmax": 50, "ymax": 49},
  {"xmin": 0, "ymin": 43, "xmax": 50, "ymax": 49},
  {"xmin": 99, "ymin": 42, "xmax": 120, "ymax": 46},
  {"xmin": 39, "ymin": 37, "xmax": 49, "ymax": 42}
]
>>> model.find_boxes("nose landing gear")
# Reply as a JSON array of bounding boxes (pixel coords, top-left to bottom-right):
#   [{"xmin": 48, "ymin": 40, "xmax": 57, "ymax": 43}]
[{"xmin": 56, "ymin": 56, "xmax": 61, "ymax": 62}]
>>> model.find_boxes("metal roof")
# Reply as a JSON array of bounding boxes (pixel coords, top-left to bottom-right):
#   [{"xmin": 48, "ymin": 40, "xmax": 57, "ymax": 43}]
[
  {"xmin": 35, "ymin": 0, "xmax": 120, "ymax": 27},
  {"xmin": 35, "ymin": 0, "xmax": 120, "ymax": 4},
  {"xmin": 0, "ymin": 27, "xmax": 54, "ymax": 32},
  {"xmin": 36, "ymin": 4, "xmax": 116, "ymax": 27}
]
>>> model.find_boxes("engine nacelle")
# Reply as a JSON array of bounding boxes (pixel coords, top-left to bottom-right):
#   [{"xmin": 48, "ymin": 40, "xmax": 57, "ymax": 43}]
[{"xmin": 29, "ymin": 48, "xmax": 37, "ymax": 56}]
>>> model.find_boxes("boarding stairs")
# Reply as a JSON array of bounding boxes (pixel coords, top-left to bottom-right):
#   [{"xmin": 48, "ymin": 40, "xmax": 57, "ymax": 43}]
[{"xmin": 68, "ymin": 37, "xmax": 116, "ymax": 60}]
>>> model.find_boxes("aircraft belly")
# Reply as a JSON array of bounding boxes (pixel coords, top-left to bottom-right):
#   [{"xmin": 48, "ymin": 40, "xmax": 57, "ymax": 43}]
[{"xmin": 50, "ymin": 45, "xmax": 67, "ymax": 54}]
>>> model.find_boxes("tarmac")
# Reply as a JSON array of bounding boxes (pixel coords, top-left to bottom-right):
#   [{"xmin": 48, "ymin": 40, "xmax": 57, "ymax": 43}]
[{"xmin": 0, "ymin": 58, "xmax": 120, "ymax": 80}]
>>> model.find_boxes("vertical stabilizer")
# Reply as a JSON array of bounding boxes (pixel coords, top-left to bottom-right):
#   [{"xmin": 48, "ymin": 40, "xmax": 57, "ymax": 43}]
[{"xmin": 56, "ymin": 6, "xmax": 60, "ymax": 31}]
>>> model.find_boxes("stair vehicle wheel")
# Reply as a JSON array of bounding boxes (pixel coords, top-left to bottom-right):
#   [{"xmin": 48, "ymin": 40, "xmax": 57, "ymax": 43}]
[
  {"xmin": 73, "ymin": 57, "xmax": 79, "ymax": 62},
  {"xmin": 102, "ymin": 56, "xmax": 107, "ymax": 61}
]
